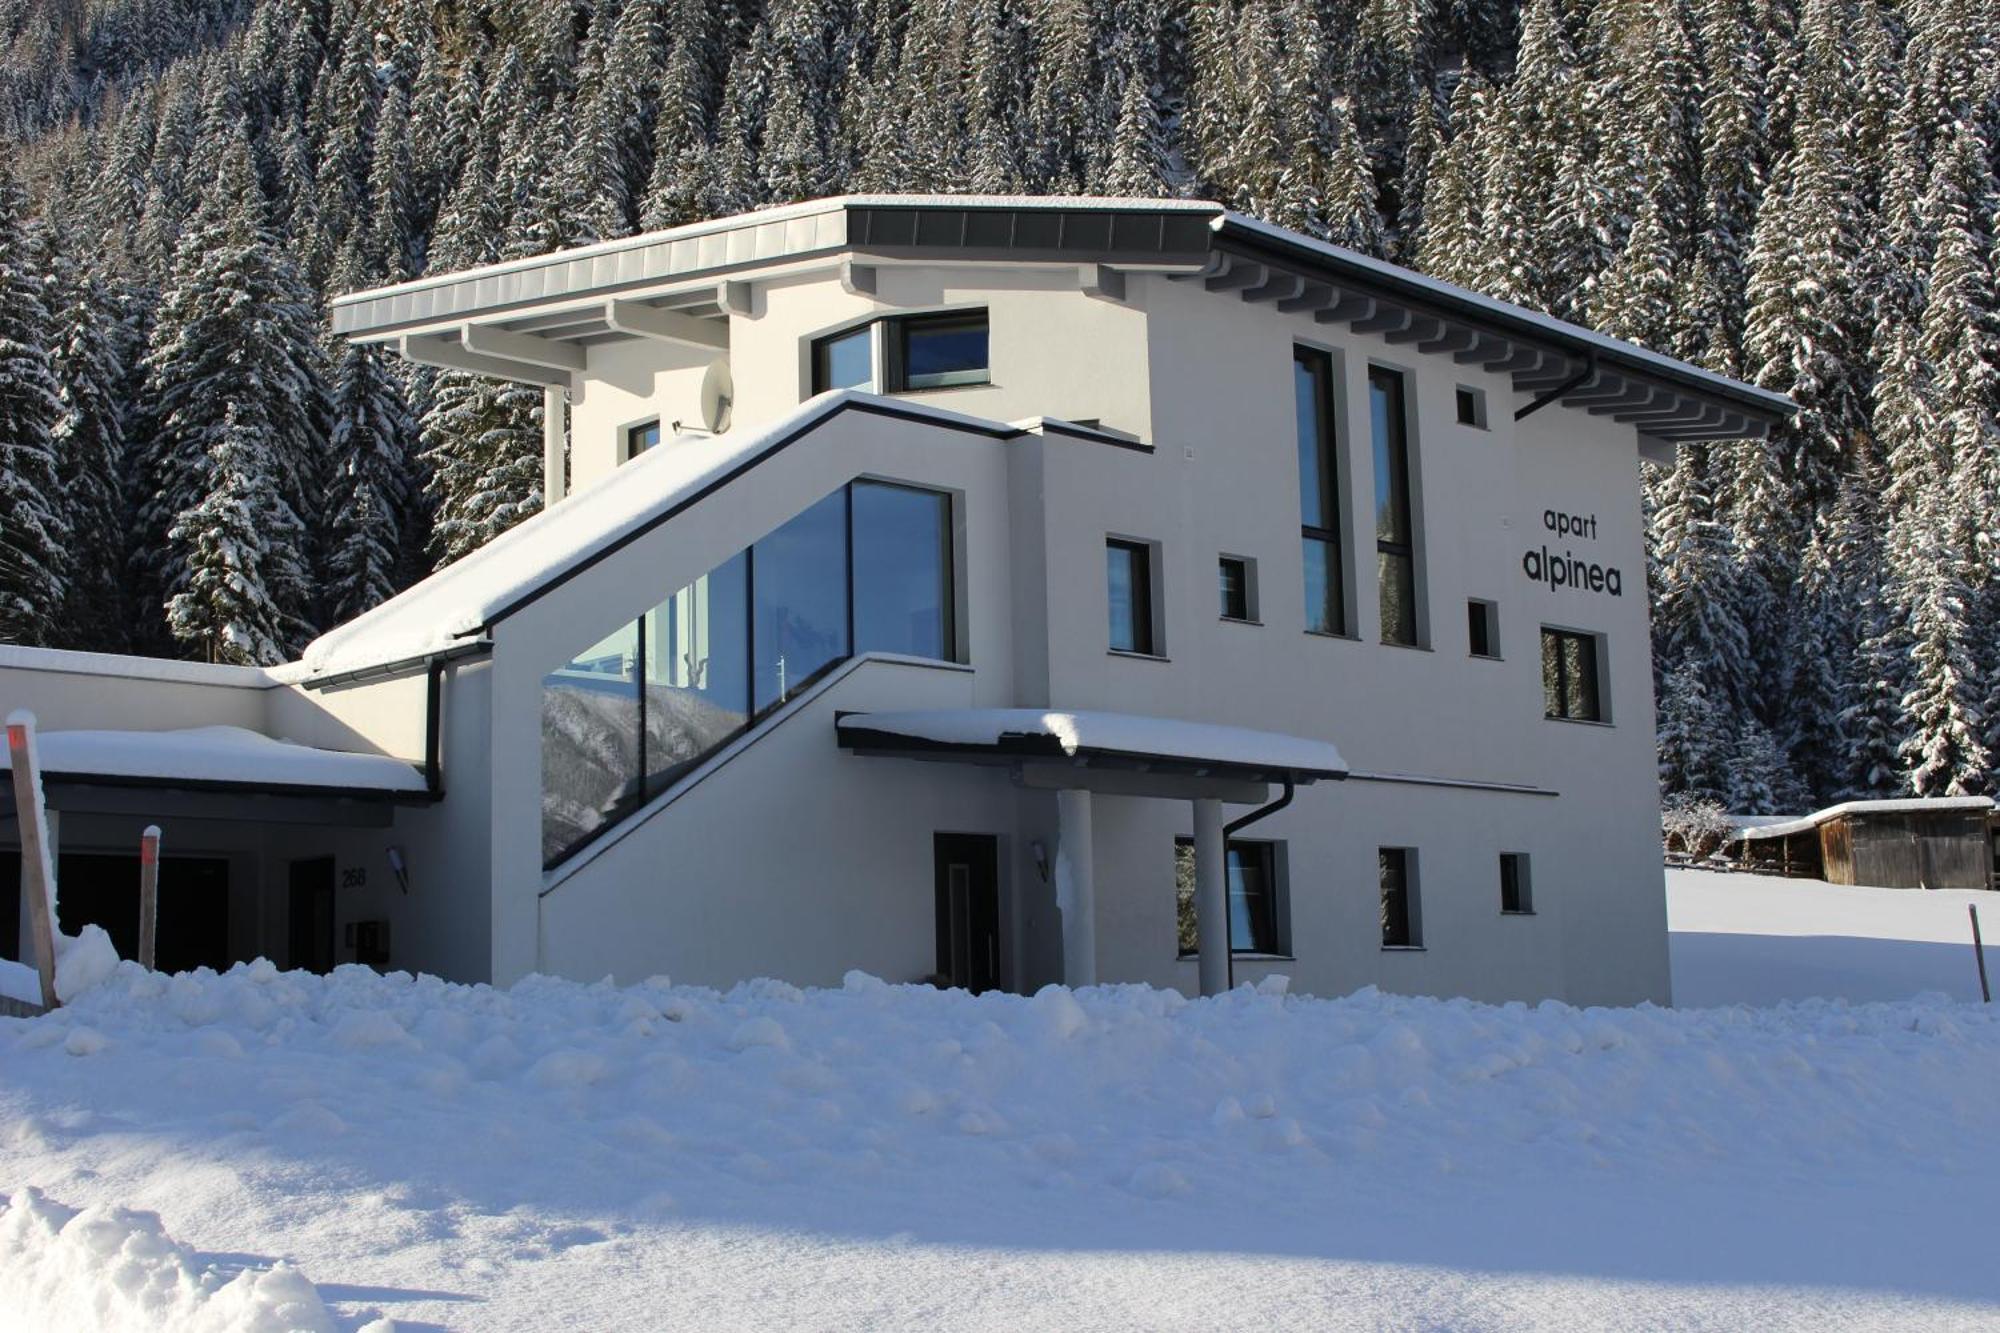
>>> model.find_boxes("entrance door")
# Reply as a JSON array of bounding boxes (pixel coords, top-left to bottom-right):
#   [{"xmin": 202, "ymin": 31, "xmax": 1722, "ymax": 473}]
[
  {"xmin": 288, "ymin": 857, "xmax": 336, "ymax": 974},
  {"xmin": 933, "ymin": 834, "xmax": 1000, "ymax": 994}
]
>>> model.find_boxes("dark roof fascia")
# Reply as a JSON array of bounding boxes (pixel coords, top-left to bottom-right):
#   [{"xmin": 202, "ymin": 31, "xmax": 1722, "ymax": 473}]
[{"xmin": 1212, "ymin": 219, "xmax": 1797, "ymax": 427}]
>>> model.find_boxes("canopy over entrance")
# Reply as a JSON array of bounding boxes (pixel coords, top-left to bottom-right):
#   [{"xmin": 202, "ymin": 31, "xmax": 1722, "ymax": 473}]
[
  {"xmin": 838, "ymin": 709, "xmax": 1345, "ymax": 997},
  {"xmin": 835, "ymin": 708, "xmax": 1346, "ymax": 791}
]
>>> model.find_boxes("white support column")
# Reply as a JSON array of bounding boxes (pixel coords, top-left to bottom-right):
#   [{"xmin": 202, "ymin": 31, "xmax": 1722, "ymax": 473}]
[
  {"xmin": 1193, "ymin": 797, "xmax": 1229, "ymax": 997},
  {"xmin": 542, "ymin": 385, "xmax": 566, "ymax": 509},
  {"xmin": 1054, "ymin": 788, "xmax": 1096, "ymax": 988}
]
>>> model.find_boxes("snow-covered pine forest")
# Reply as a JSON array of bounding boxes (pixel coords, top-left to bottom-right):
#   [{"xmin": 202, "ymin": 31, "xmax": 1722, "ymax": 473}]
[{"xmin": 0, "ymin": 0, "xmax": 1995, "ymax": 810}]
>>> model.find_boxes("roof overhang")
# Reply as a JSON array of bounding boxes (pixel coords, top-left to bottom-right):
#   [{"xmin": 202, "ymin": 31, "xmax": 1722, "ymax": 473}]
[
  {"xmin": 330, "ymin": 194, "xmax": 1793, "ymax": 450},
  {"xmin": 1205, "ymin": 215, "xmax": 1795, "ymax": 452}
]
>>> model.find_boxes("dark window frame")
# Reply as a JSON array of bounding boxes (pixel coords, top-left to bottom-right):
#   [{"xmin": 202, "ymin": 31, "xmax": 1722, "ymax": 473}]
[
  {"xmin": 1295, "ymin": 345, "xmax": 1346, "ymax": 636},
  {"xmin": 1541, "ymin": 627, "xmax": 1604, "ymax": 722},
  {"xmin": 1218, "ymin": 554, "xmax": 1256, "ymax": 623},
  {"xmin": 1370, "ymin": 365, "xmax": 1421, "ymax": 647},
  {"xmin": 1106, "ymin": 537, "xmax": 1157, "ymax": 656},
  {"xmin": 810, "ymin": 322, "xmax": 876, "ymax": 395},
  {"xmin": 624, "ymin": 418, "xmax": 662, "ymax": 461},
  {"xmin": 1456, "ymin": 385, "xmax": 1487, "ymax": 428},
  {"xmin": 1500, "ymin": 852, "xmax": 1533, "ymax": 915},
  {"xmin": 1379, "ymin": 847, "xmax": 1421, "ymax": 949},
  {"xmin": 886, "ymin": 309, "xmax": 991, "ymax": 392},
  {"xmin": 1468, "ymin": 599, "xmax": 1499, "ymax": 659},
  {"xmin": 1174, "ymin": 837, "xmax": 1285, "ymax": 957}
]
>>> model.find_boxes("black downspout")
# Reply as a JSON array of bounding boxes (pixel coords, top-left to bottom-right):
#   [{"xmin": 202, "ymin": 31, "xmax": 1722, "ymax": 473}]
[
  {"xmin": 425, "ymin": 655, "xmax": 447, "ymax": 798},
  {"xmin": 1220, "ymin": 776, "xmax": 1297, "ymax": 992}
]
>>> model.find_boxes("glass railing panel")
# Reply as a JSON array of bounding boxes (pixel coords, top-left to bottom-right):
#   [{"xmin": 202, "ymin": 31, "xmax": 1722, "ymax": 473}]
[{"xmin": 751, "ymin": 491, "xmax": 850, "ymax": 712}]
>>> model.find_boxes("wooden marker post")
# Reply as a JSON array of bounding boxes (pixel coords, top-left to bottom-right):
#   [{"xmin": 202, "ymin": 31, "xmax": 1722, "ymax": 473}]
[
  {"xmin": 6, "ymin": 710, "xmax": 60, "ymax": 1009},
  {"xmin": 1973, "ymin": 904, "xmax": 1991, "ymax": 1005},
  {"xmin": 139, "ymin": 825, "xmax": 161, "ymax": 972}
]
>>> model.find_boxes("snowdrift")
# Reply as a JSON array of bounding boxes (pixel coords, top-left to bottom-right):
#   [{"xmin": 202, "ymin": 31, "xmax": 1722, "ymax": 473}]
[{"xmin": 3, "ymin": 958, "xmax": 1998, "ymax": 1329}]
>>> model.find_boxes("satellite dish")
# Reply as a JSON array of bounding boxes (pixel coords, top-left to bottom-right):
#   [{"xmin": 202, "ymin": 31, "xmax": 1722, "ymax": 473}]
[{"xmin": 699, "ymin": 358, "xmax": 734, "ymax": 435}]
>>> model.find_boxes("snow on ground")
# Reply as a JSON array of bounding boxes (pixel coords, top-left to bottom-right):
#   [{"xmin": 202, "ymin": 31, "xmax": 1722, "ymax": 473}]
[
  {"xmin": 1668, "ymin": 867, "xmax": 1995, "ymax": 1006},
  {"xmin": 1, "ymin": 871, "xmax": 1998, "ymax": 1331}
]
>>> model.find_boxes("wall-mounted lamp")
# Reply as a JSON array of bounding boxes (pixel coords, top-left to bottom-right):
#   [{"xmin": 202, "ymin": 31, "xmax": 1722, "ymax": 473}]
[
  {"xmin": 1030, "ymin": 841, "xmax": 1049, "ymax": 884},
  {"xmin": 386, "ymin": 845, "xmax": 410, "ymax": 895}
]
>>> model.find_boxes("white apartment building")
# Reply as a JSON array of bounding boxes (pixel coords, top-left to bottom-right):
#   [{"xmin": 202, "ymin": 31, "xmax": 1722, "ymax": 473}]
[{"xmin": 2, "ymin": 196, "xmax": 1792, "ymax": 1006}]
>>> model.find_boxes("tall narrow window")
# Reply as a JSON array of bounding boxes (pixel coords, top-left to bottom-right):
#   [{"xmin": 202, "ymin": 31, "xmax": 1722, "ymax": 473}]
[
  {"xmin": 1468, "ymin": 599, "xmax": 1499, "ymax": 659},
  {"xmin": 1370, "ymin": 367, "xmax": 1419, "ymax": 646},
  {"xmin": 1500, "ymin": 853, "xmax": 1533, "ymax": 914},
  {"xmin": 1295, "ymin": 347, "xmax": 1343, "ymax": 635},
  {"xmin": 1218, "ymin": 555, "xmax": 1256, "ymax": 622},
  {"xmin": 811, "ymin": 325, "xmax": 874, "ymax": 394},
  {"xmin": 1106, "ymin": 539, "xmax": 1155, "ymax": 655},
  {"xmin": 1380, "ymin": 848, "xmax": 1419, "ymax": 947},
  {"xmin": 625, "ymin": 419, "xmax": 661, "ymax": 460},
  {"xmin": 1541, "ymin": 628, "xmax": 1604, "ymax": 721}
]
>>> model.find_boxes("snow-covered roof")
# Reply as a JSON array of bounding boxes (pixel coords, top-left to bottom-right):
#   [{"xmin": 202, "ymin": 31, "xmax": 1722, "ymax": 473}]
[
  {"xmin": 836, "ymin": 709, "xmax": 1348, "ymax": 781},
  {"xmin": 300, "ymin": 392, "xmax": 1014, "ymax": 679},
  {"xmin": 0, "ymin": 725, "xmax": 426, "ymax": 794},
  {"xmin": 331, "ymin": 195, "xmax": 1790, "ymax": 447},
  {"xmin": 1732, "ymin": 797, "xmax": 1995, "ymax": 841},
  {"xmin": 0, "ymin": 643, "xmax": 277, "ymax": 689}
]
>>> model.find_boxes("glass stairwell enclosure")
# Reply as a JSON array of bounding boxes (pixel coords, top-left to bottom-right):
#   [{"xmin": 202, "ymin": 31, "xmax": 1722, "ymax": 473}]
[{"xmin": 541, "ymin": 481, "xmax": 955, "ymax": 867}]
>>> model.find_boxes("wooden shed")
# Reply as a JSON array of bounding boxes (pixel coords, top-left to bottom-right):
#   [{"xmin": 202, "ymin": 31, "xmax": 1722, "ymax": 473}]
[{"xmin": 1728, "ymin": 798, "xmax": 1997, "ymax": 889}]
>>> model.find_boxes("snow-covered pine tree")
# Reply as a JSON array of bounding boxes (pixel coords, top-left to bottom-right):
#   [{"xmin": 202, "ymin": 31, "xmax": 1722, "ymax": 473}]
[
  {"xmin": 46, "ymin": 257, "xmax": 131, "ymax": 654},
  {"xmin": 0, "ymin": 163, "xmax": 66, "ymax": 646},
  {"xmin": 323, "ymin": 335, "xmax": 415, "ymax": 624},
  {"xmin": 134, "ymin": 127, "xmax": 329, "ymax": 657},
  {"xmin": 166, "ymin": 405, "xmax": 304, "ymax": 666},
  {"xmin": 1656, "ymin": 658, "xmax": 1730, "ymax": 800},
  {"xmin": 1896, "ymin": 479, "xmax": 1990, "ymax": 796},
  {"xmin": 1727, "ymin": 719, "xmax": 1808, "ymax": 814}
]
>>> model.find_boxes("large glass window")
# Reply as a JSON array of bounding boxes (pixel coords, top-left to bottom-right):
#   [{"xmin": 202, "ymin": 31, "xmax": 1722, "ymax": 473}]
[
  {"xmin": 1175, "ymin": 839, "xmax": 1282, "ymax": 956},
  {"xmin": 542, "ymin": 482, "xmax": 956, "ymax": 867},
  {"xmin": 540, "ymin": 623, "xmax": 644, "ymax": 864},
  {"xmin": 811, "ymin": 325, "xmax": 874, "ymax": 394},
  {"xmin": 642, "ymin": 552, "xmax": 750, "ymax": 796},
  {"xmin": 1371, "ymin": 366, "xmax": 1419, "ymax": 646},
  {"xmin": 1542, "ymin": 627, "xmax": 1603, "ymax": 721},
  {"xmin": 753, "ymin": 492, "xmax": 850, "ymax": 712},
  {"xmin": 892, "ymin": 311, "xmax": 990, "ymax": 390},
  {"xmin": 1295, "ymin": 347, "xmax": 1343, "ymax": 635},
  {"xmin": 1106, "ymin": 538, "xmax": 1155, "ymax": 655},
  {"xmin": 853, "ymin": 482, "xmax": 952, "ymax": 659}
]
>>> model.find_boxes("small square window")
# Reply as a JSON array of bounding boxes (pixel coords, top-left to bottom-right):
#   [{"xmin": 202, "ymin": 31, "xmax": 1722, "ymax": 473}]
[
  {"xmin": 624, "ymin": 419, "xmax": 662, "ymax": 461},
  {"xmin": 1219, "ymin": 555, "xmax": 1258, "ymax": 622},
  {"xmin": 1380, "ymin": 848, "xmax": 1420, "ymax": 947},
  {"xmin": 1175, "ymin": 838, "xmax": 1284, "ymax": 955},
  {"xmin": 1107, "ymin": 538, "xmax": 1156, "ymax": 655},
  {"xmin": 890, "ymin": 311, "xmax": 990, "ymax": 390},
  {"xmin": 1500, "ymin": 853, "xmax": 1533, "ymax": 914},
  {"xmin": 1468, "ymin": 599, "xmax": 1499, "ymax": 658},
  {"xmin": 1542, "ymin": 627, "xmax": 1605, "ymax": 722},
  {"xmin": 1456, "ymin": 386, "xmax": 1487, "ymax": 428}
]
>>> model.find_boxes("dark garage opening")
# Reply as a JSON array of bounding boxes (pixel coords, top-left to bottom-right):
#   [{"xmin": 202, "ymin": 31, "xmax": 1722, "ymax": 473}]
[{"xmin": 3, "ymin": 851, "xmax": 231, "ymax": 975}]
